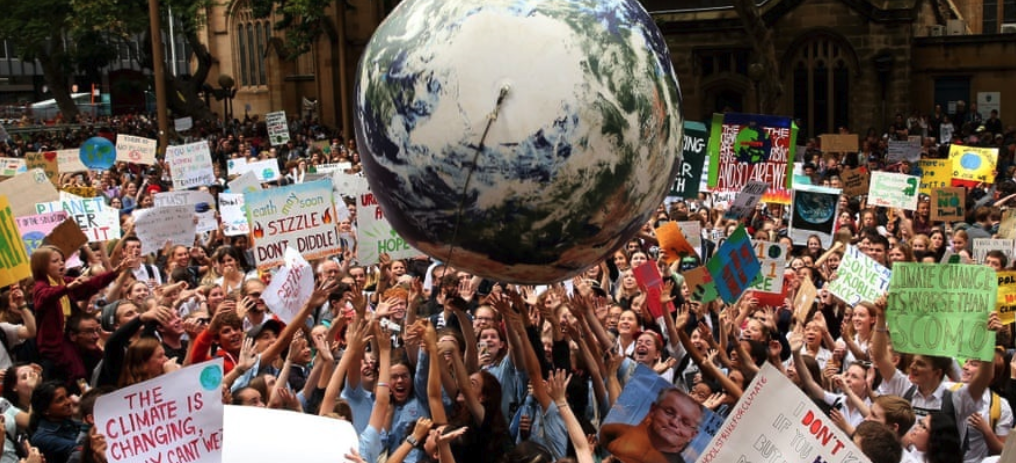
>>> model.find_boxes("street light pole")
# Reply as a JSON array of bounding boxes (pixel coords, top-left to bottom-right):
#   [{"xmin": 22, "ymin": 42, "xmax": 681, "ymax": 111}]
[{"xmin": 148, "ymin": 0, "xmax": 169, "ymax": 154}]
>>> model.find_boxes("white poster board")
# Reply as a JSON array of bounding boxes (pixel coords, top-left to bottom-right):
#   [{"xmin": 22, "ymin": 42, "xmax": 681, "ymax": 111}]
[
  {"xmin": 222, "ymin": 405, "xmax": 356, "ymax": 463},
  {"xmin": 56, "ymin": 148, "xmax": 89, "ymax": 173},
  {"xmin": 115, "ymin": 134, "xmax": 158, "ymax": 165},
  {"xmin": 868, "ymin": 171, "xmax": 920, "ymax": 211},
  {"xmin": 155, "ymin": 190, "xmax": 218, "ymax": 233},
  {"xmin": 36, "ymin": 195, "xmax": 120, "ymax": 242},
  {"xmin": 218, "ymin": 193, "xmax": 249, "ymax": 237},
  {"xmin": 828, "ymin": 245, "xmax": 892, "ymax": 306},
  {"xmin": 266, "ymin": 111, "xmax": 290, "ymax": 146},
  {"xmin": 174, "ymin": 117, "xmax": 193, "ymax": 132},
  {"xmin": 167, "ymin": 141, "xmax": 216, "ymax": 189},
  {"xmin": 972, "ymin": 238, "xmax": 1016, "ymax": 264},
  {"xmin": 724, "ymin": 181, "xmax": 768, "ymax": 220},
  {"xmin": 226, "ymin": 171, "xmax": 262, "ymax": 194},
  {"xmin": 133, "ymin": 205, "xmax": 198, "ymax": 255},
  {"xmin": 356, "ymin": 190, "xmax": 419, "ymax": 265},
  {"xmin": 262, "ymin": 248, "xmax": 314, "ymax": 323}
]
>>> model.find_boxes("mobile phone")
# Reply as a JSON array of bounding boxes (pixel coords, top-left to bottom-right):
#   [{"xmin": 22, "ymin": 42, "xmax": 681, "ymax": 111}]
[{"xmin": 478, "ymin": 341, "xmax": 488, "ymax": 356}]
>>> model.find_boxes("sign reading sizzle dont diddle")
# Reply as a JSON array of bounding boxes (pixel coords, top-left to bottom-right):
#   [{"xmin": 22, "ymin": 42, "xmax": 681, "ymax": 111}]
[
  {"xmin": 887, "ymin": 263, "xmax": 997, "ymax": 361},
  {"xmin": 244, "ymin": 179, "xmax": 340, "ymax": 269}
]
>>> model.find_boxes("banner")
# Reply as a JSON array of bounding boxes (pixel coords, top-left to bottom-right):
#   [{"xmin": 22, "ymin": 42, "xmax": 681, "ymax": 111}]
[
  {"xmin": 670, "ymin": 121, "xmax": 709, "ymax": 198},
  {"xmin": 356, "ymin": 190, "xmax": 418, "ymax": 265},
  {"xmin": 819, "ymin": 133, "xmax": 857, "ymax": 153},
  {"xmin": 918, "ymin": 159, "xmax": 951, "ymax": 196},
  {"xmin": 707, "ymin": 113, "xmax": 797, "ymax": 204},
  {"xmin": 997, "ymin": 271, "xmax": 1016, "ymax": 325},
  {"xmin": 95, "ymin": 359, "xmax": 224, "ymax": 463},
  {"xmin": 245, "ymin": 179, "xmax": 340, "ymax": 269},
  {"xmin": 167, "ymin": 142, "xmax": 216, "ymax": 189},
  {"xmin": 868, "ymin": 171, "xmax": 919, "ymax": 210},
  {"xmin": 222, "ymin": 405, "xmax": 357, "ymax": 463},
  {"xmin": 789, "ymin": 184, "xmax": 840, "ymax": 248},
  {"xmin": 155, "ymin": 191, "xmax": 217, "ymax": 233},
  {"xmin": 262, "ymin": 248, "xmax": 314, "ymax": 324},
  {"xmin": 15, "ymin": 211, "xmax": 69, "ymax": 256},
  {"xmin": 116, "ymin": 134, "xmax": 158, "ymax": 165},
  {"xmin": 887, "ymin": 263, "xmax": 996, "ymax": 361},
  {"xmin": 36, "ymin": 196, "xmax": 120, "ymax": 242},
  {"xmin": 706, "ymin": 225, "xmax": 760, "ymax": 304},
  {"xmin": 930, "ymin": 187, "xmax": 965, "ymax": 222},
  {"xmin": 887, "ymin": 139, "xmax": 921, "ymax": 163},
  {"xmin": 0, "ymin": 196, "xmax": 31, "ymax": 288},
  {"xmin": 25, "ymin": 152, "xmax": 58, "ymax": 186},
  {"xmin": 56, "ymin": 148, "xmax": 89, "ymax": 173},
  {"xmin": 724, "ymin": 181, "xmax": 768, "ymax": 220},
  {"xmin": 950, "ymin": 144, "xmax": 998, "ymax": 187},
  {"xmin": 218, "ymin": 194, "xmax": 249, "ymax": 237},
  {"xmin": 655, "ymin": 221, "xmax": 697, "ymax": 264},
  {"xmin": 266, "ymin": 111, "xmax": 290, "ymax": 146},
  {"xmin": 133, "ymin": 205, "xmax": 197, "ymax": 255},
  {"xmin": 828, "ymin": 245, "xmax": 891, "ymax": 306},
  {"xmin": 972, "ymin": 238, "xmax": 1015, "ymax": 264},
  {"xmin": 697, "ymin": 364, "xmax": 866, "ymax": 463},
  {"xmin": 839, "ymin": 168, "xmax": 868, "ymax": 197},
  {"xmin": 747, "ymin": 240, "xmax": 787, "ymax": 304}
]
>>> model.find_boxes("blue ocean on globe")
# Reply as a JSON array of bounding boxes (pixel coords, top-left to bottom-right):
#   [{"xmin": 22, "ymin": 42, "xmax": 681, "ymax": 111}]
[
  {"xmin": 960, "ymin": 152, "xmax": 981, "ymax": 170},
  {"xmin": 354, "ymin": 0, "xmax": 683, "ymax": 283}
]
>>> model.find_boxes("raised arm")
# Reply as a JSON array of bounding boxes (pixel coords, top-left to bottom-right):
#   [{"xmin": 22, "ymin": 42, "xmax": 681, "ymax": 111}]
[
  {"xmin": 870, "ymin": 295, "xmax": 897, "ymax": 382},
  {"xmin": 547, "ymin": 370, "xmax": 593, "ymax": 463},
  {"xmin": 675, "ymin": 307, "xmax": 743, "ymax": 401},
  {"xmin": 444, "ymin": 339, "xmax": 484, "ymax": 425},
  {"xmin": 261, "ymin": 278, "xmax": 337, "ymax": 365},
  {"xmin": 503, "ymin": 291, "xmax": 552, "ymax": 411},
  {"xmin": 320, "ymin": 317, "xmax": 370, "ymax": 416}
]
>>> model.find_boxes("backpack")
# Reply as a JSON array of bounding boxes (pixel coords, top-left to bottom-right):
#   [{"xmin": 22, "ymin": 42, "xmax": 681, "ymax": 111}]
[{"xmin": 947, "ymin": 382, "xmax": 1002, "ymax": 430}]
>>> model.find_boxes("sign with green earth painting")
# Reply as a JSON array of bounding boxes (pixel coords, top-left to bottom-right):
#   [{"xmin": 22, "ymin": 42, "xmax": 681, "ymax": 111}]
[
  {"xmin": 266, "ymin": 110, "xmax": 291, "ymax": 146},
  {"xmin": 356, "ymin": 190, "xmax": 420, "ymax": 265}
]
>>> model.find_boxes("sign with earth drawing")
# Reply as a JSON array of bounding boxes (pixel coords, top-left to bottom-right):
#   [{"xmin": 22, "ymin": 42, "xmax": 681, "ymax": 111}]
[
  {"xmin": 950, "ymin": 144, "xmax": 998, "ymax": 187},
  {"xmin": 266, "ymin": 111, "xmax": 290, "ymax": 146},
  {"xmin": 356, "ymin": 190, "xmax": 419, "ymax": 265},
  {"xmin": 707, "ymin": 113, "xmax": 798, "ymax": 204}
]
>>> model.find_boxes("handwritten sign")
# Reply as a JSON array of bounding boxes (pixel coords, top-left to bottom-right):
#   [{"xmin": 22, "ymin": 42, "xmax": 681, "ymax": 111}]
[
  {"xmin": 166, "ymin": 142, "xmax": 216, "ymax": 189},
  {"xmin": 707, "ymin": 113, "xmax": 797, "ymax": 204},
  {"xmin": 655, "ymin": 221, "xmax": 697, "ymax": 264},
  {"xmin": 828, "ymin": 244, "xmax": 891, "ymax": 306},
  {"xmin": 356, "ymin": 190, "xmax": 418, "ymax": 265},
  {"xmin": 95, "ymin": 359, "xmax": 224, "ymax": 463},
  {"xmin": 0, "ymin": 196, "xmax": 31, "ymax": 288},
  {"xmin": 819, "ymin": 133, "xmax": 857, "ymax": 153},
  {"xmin": 1001, "ymin": 210, "xmax": 1016, "ymax": 240},
  {"xmin": 174, "ymin": 117, "xmax": 192, "ymax": 132},
  {"xmin": 793, "ymin": 276, "xmax": 817, "ymax": 325},
  {"xmin": 972, "ymin": 238, "xmax": 1015, "ymax": 265},
  {"xmin": 868, "ymin": 171, "xmax": 919, "ymax": 211},
  {"xmin": 116, "ymin": 134, "xmax": 158, "ymax": 165},
  {"xmin": 748, "ymin": 240, "xmax": 787, "ymax": 298},
  {"xmin": 919, "ymin": 159, "xmax": 952, "ymax": 195},
  {"xmin": 0, "ymin": 169, "xmax": 59, "ymax": 217},
  {"xmin": 706, "ymin": 225, "xmax": 760, "ymax": 303},
  {"xmin": 724, "ymin": 181, "xmax": 768, "ymax": 220},
  {"xmin": 887, "ymin": 139, "xmax": 921, "ymax": 163},
  {"xmin": 266, "ymin": 111, "xmax": 290, "ymax": 146},
  {"xmin": 997, "ymin": 271, "xmax": 1016, "ymax": 325},
  {"xmin": 698, "ymin": 364, "xmax": 865, "ymax": 463},
  {"xmin": 676, "ymin": 221, "xmax": 703, "ymax": 258},
  {"xmin": 0, "ymin": 158, "xmax": 24, "ymax": 176},
  {"xmin": 25, "ymin": 152, "xmax": 58, "ymax": 186},
  {"xmin": 790, "ymin": 184, "xmax": 841, "ymax": 248},
  {"xmin": 262, "ymin": 248, "xmax": 314, "ymax": 324},
  {"xmin": 155, "ymin": 191, "xmax": 217, "ymax": 233},
  {"xmin": 670, "ymin": 121, "xmax": 709, "ymax": 198},
  {"xmin": 79, "ymin": 136, "xmax": 116, "ymax": 170},
  {"xmin": 930, "ymin": 187, "xmax": 964, "ymax": 222},
  {"xmin": 36, "ymin": 196, "xmax": 120, "ymax": 242},
  {"xmin": 839, "ymin": 168, "xmax": 868, "ymax": 197},
  {"xmin": 230, "ymin": 159, "xmax": 281, "ymax": 183},
  {"xmin": 888, "ymin": 263, "xmax": 996, "ymax": 361},
  {"xmin": 132, "ymin": 205, "xmax": 197, "ymax": 255},
  {"xmin": 245, "ymin": 179, "xmax": 340, "ymax": 270},
  {"xmin": 218, "ymin": 193, "xmax": 249, "ymax": 236},
  {"xmin": 56, "ymin": 148, "xmax": 89, "ymax": 173},
  {"xmin": 15, "ymin": 211, "xmax": 69, "ymax": 256},
  {"xmin": 226, "ymin": 171, "xmax": 262, "ymax": 194},
  {"xmin": 950, "ymin": 144, "xmax": 998, "ymax": 187}
]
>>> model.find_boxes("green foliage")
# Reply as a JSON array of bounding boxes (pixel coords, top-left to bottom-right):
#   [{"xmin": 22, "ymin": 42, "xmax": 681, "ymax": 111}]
[{"xmin": 250, "ymin": 0, "xmax": 336, "ymax": 59}]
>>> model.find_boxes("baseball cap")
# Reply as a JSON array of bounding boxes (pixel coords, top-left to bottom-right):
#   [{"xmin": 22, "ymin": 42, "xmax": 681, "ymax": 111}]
[{"xmin": 100, "ymin": 300, "xmax": 122, "ymax": 332}]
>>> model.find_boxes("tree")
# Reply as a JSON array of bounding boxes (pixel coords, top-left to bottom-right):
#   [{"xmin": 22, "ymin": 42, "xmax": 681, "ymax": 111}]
[
  {"xmin": 731, "ymin": 0, "xmax": 783, "ymax": 114},
  {"xmin": 251, "ymin": 0, "xmax": 338, "ymax": 59}
]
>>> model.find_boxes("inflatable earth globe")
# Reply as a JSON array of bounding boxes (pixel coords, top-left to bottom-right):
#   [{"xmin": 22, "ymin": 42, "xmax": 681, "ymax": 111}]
[{"xmin": 354, "ymin": 0, "xmax": 683, "ymax": 284}]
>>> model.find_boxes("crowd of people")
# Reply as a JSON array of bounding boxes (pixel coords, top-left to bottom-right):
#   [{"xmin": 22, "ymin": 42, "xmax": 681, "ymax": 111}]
[{"xmin": 0, "ymin": 106, "xmax": 1013, "ymax": 463}]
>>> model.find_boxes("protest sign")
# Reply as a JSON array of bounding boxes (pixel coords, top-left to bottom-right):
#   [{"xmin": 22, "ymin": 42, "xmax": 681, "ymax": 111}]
[
  {"xmin": 218, "ymin": 193, "xmax": 249, "ymax": 236},
  {"xmin": 602, "ymin": 364, "xmax": 722, "ymax": 463},
  {"xmin": 828, "ymin": 244, "xmax": 891, "ymax": 306},
  {"xmin": 707, "ymin": 113, "xmax": 797, "ymax": 204},
  {"xmin": 790, "ymin": 184, "xmax": 840, "ymax": 248},
  {"xmin": 166, "ymin": 141, "xmax": 216, "ymax": 189},
  {"xmin": 918, "ymin": 159, "xmax": 952, "ymax": 195},
  {"xmin": 698, "ymin": 364, "xmax": 866, "ymax": 463},
  {"xmin": 706, "ymin": 225, "xmax": 760, "ymax": 304},
  {"xmin": 266, "ymin": 111, "xmax": 290, "ymax": 146},
  {"xmin": 724, "ymin": 181, "xmax": 768, "ymax": 220},
  {"xmin": 997, "ymin": 271, "xmax": 1016, "ymax": 325},
  {"xmin": 63, "ymin": 186, "xmax": 98, "ymax": 198},
  {"xmin": 950, "ymin": 144, "xmax": 998, "ymax": 187},
  {"xmin": 155, "ymin": 190, "xmax": 217, "ymax": 233},
  {"xmin": 226, "ymin": 158, "xmax": 247, "ymax": 177},
  {"xmin": 930, "ymin": 187, "xmax": 965, "ymax": 222},
  {"xmin": 262, "ymin": 248, "xmax": 314, "ymax": 324},
  {"xmin": 670, "ymin": 121, "xmax": 708, "ymax": 198},
  {"xmin": 868, "ymin": 171, "xmax": 919, "ymax": 210},
  {"xmin": 15, "ymin": 211, "xmax": 68, "ymax": 256},
  {"xmin": 632, "ymin": 261, "xmax": 674, "ymax": 320},
  {"xmin": 676, "ymin": 221, "xmax": 702, "ymax": 258},
  {"xmin": 311, "ymin": 163, "xmax": 353, "ymax": 174},
  {"xmin": 332, "ymin": 171, "xmax": 370, "ymax": 197},
  {"xmin": 44, "ymin": 218, "xmax": 89, "ymax": 261},
  {"xmin": 56, "ymin": 148, "xmax": 89, "ymax": 173},
  {"xmin": 888, "ymin": 263, "xmax": 997, "ymax": 361},
  {"xmin": 683, "ymin": 266, "xmax": 718, "ymax": 303},
  {"xmin": 174, "ymin": 116, "xmax": 192, "ymax": 132},
  {"xmin": 356, "ymin": 189, "xmax": 418, "ymax": 265},
  {"xmin": 245, "ymin": 179, "xmax": 340, "ymax": 269},
  {"xmin": 0, "ymin": 196, "xmax": 31, "ymax": 288},
  {"xmin": 819, "ymin": 133, "xmax": 857, "ymax": 153},
  {"xmin": 133, "ymin": 205, "xmax": 197, "ymax": 255},
  {"xmin": 233, "ymin": 159, "xmax": 281, "ymax": 183},
  {"xmin": 116, "ymin": 134, "xmax": 158, "ymax": 165},
  {"xmin": 222, "ymin": 405, "xmax": 357, "ymax": 463},
  {"xmin": 25, "ymin": 151, "xmax": 58, "ymax": 186},
  {"xmin": 79, "ymin": 136, "xmax": 116, "ymax": 170},
  {"xmin": 794, "ymin": 276, "xmax": 818, "ymax": 324},
  {"xmin": 655, "ymin": 221, "xmax": 697, "ymax": 264},
  {"xmin": 0, "ymin": 169, "xmax": 59, "ymax": 217},
  {"xmin": 95, "ymin": 359, "xmax": 224, "ymax": 463},
  {"xmin": 36, "ymin": 195, "xmax": 119, "ymax": 242},
  {"xmin": 0, "ymin": 158, "xmax": 24, "ymax": 176},
  {"xmin": 747, "ymin": 240, "xmax": 787, "ymax": 301},
  {"xmin": 887, "ymin": 138, "xmax": 921, "ymax": 163},
  {"xmin": 226, "ymin": 170, "xmax": 261, "ymax": 193},
  {"xmin": 972, "ymin": 238, "xmax": 1015, "ymax": 265},
  {"xmin": 839, "ymin": 168, "xmax": 868, "ymax": 197}
]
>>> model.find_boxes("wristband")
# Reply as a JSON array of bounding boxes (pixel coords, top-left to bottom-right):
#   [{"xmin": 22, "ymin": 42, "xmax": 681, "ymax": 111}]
[
  {"xmin": 377, "ymin": 382, "xmax": 390, "ymax": 389},
  {"xmin": 555, "ymin": 401, "xmax": 569, "ymax": 408},
  {"xmin": 875, "ymin": 327, "xmax": 888, "ymax": 333}
]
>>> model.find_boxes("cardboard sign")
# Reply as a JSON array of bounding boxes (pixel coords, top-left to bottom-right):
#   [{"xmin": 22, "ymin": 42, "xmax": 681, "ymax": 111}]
[
  {"xmin": 245, "ymin": 179, "xmax": 340, "ymax": 270},
  {"xmin": 950, "ymin": 144, "xmax": 998, "ymax": 187},
  {"xmin": 35, "ymin": 196, "xmax": 120, "ymax": 242},
  {"xmin": 266, "ymin": 111, "xmax": 290, "ymax": 146},
  {"xmin": 62, "ymin": 186, "xmax": 99, "ymax": 198},
  {"xmin": 174, "ymin": 117, "xmax": 192, "ymax": 132},
  {"xmin": 868, "ymin": 171, "xmax": 919, "ymax": 211},
  {"xmin": 0, "ymin": 169, "xmax": 59, "ymax": 217},
  {"xmin": 698, "ymin": 364, "xmax": 866, "ymax": 463},
  {"xmin": 670, "ymin": 121, "xmax": 709, "ymax": 198},
  {"xmin": 222, "ymin": 405, "xmax": 356, "ymax": 463},
  {"xmin": 155, "ymin": 191, "xmax": 217, "ymax": 233},
  {"xmin": 839, "ymin": 168, "xmax": 868, "ymax": 197},
  {"xmin": 997, "ymin": 271, "xmax": 1016, "ymax": 325},
  {"xmin": 25, "ymin": 152, "xmax": 59, "ymax": 186},
  {"xmin": 166, "ymin": 141, "xmax": 216, "ymax": 189},
  {"xmin": 132, "ymin": 205, "xmax": 197, "ymax": 255},
  {"xmin": 706, "ymin": 225, "xmax": 760, "ymax": 304},
  {"xmin": 888, "ymin": 263, "xmax": 996, "ymax": 361},
  {"xmin": 828, "ymin": 245, "xmax": 891, "ymax": 306},
  {"xmin": 724, "ymin": 181, "xmax": 768, "ymax": 220},
  {"xmin": 0, "ymin": 158, "xmax": 24, "ymax": 177},
  {"xmin": 15, "ymin": 211, "xmax": 69, "ymax": 256},
  {"xmin": 794, "ymin": 276, "xmax": 818, "ymax": 324},
  {"xmin": 95, "ymin": 359, "xmax": 224, "ymax": 463},
  {"xmin": 789, "ymin": 184, "xmax": 841, "ymax": 249},
  {"xmin": 655, "ymin": 221, "xmax": 697, "ymax": 264},
  {"xmin": 887, "ymin": 139, "xmax": 921, "ymax": 163},
  {"xmin": 43, "ymin": 218, "xmax": 89, "ymax": 259},
  {"xmin": 707, "ymin": 113, "xmax": 798, "ymax": 204},
  {"xmin": 919, "ymin": 159, "xmax": 952, "ymax": 195},
  {"xmin": 819, "ymin": 133, "xmax": 858, "ymax": 153},
  {"xmin": 930, "ymin": 187, "xmax": 965, "ymax": 222},
  {"xmin": 56, "ymin": 148, "xmax": 89, "ymax": 173},
  {"xmin": 262, "ymin": 248, "xmax": 314, "ymax": 324},
  {"xmin": 116, "ymin": 134, "xmax": 158, "ymax": 165},
  {"xmin": 972, "ymin": 238, "xmax": 1015, "ymax": 265},
  {"xmin": 218, "ymin": 193, "xmax": 249, "ymax": 236},
  {"xmin": 0, "ymin": 196, "xmax": 31, "ymax": 287},
  {"xmin": 356, "ymin": 190, "xmax": 417, "ymax": 265},
  {"xmin": 79, "ymin": 136, "xmax": 116, "ymax": 170}
]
